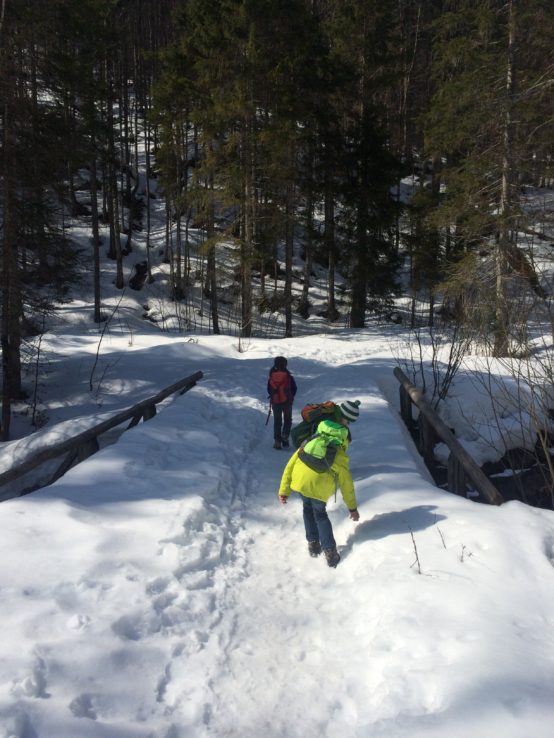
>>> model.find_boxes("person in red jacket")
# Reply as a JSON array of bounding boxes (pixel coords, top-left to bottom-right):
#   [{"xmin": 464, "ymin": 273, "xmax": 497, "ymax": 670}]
[{"xmin": 267, "ymin": 356, "xmax": 297, "ymax": 449}]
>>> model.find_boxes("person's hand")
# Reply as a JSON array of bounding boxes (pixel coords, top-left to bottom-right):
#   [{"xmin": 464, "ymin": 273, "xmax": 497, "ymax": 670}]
[
  {"xmin": 279, "ymin": 495, "xmax": 288, "ymax": 505},
  {"xmin": 349, "ymin": 509, "xmax": 360, "ymax": 521}
]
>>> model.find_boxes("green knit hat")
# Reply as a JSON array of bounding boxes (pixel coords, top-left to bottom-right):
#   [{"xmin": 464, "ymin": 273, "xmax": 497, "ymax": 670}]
[{"xmin": 339, "ymin": 400, "xmax": 361, "ymax": 422}]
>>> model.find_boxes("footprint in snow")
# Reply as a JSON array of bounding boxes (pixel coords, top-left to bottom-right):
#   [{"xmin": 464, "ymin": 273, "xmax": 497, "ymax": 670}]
[
  {"xmin": 69, "ymin": 693, "xmax": 97, "ymax": 720},
  {"xmin": 11, "ymin": 655, "xmax": 50, "ymax": 699},
  {"xmin": 66, "ymin": 613, "xmax": 91, "ymax": 631}
]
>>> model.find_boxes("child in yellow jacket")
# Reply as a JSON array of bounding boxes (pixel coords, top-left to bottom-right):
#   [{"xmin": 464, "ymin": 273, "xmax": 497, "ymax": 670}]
[{"xmin": 278, "ymin": 419, "xmax": 359, "ymax": 568}]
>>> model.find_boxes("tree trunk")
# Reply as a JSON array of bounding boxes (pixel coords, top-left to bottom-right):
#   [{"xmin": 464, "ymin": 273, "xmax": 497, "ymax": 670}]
[
  {"xmin": 206, "ymin": 183, "xmax": 220, "ymax": 335},
  {"xmin": 240, "ymin": 117, "xmax": 255, "ymax": 338},
  {"xmin": 494, "ymin": 0, "xmax": 516, "ymax": 358},
  {"xmin": 90, "ymin": 152, "xmax": 102, "ymax": 322},
  {"xmin": 110, "ymin": 162, "xmax": 124, "ymax": 288},
  {"xmin": 299, "ymin": 163, "xmax": 314, "ymax": 317},
  {"xmin": 350, "ymin": 98, "xmax": 371, "ymax": 329},
  {"xmin": 145, "ymin": 113, "xmax": 153, "ymax": 282},
  {"xmin": 324, "ymin": 161, "xmax": 338, "ymax": 321},
  {"xmin": 284, "ymin": 182, "xmax": 294, "ymax": 338},
  {"xmin": 284, "ymin": 142, "xmax": 295, "ymax": 337},
  {"xmin": 1, "ymin": 97, "xmax": 22, "ymax": 439}
]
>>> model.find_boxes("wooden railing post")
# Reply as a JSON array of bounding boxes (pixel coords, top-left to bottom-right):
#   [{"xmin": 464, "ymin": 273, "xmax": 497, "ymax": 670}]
[
  {"xmin": 418, "ymin": 414, "xmax": 436, "ymax": 466},
  {"xmin": 77, "ymin": 438, "xmax": 100, "ymax": 462},
  {"xmin": 127, "ymin": 413, "xmax": 142, "ymax": 429},
  {"xmin": 399, "ymin": 385, "xmax": 414, "ymax": 431},
  {"xmin": 52, "ymin": 450, "xmax": 78, "ymax": 483},
  {"xmin": 142, "ymin": 404, "xmax": 156, "ymax": 421}
]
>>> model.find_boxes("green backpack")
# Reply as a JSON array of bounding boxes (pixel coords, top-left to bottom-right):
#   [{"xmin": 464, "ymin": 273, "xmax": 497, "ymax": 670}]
[
  {"xmin": 291, "ymin": 402, "xmax": 338, "ymax": 449},
  {"xmin": 299, "ymin": 419, "xmax": 347, "ymax": 473}
]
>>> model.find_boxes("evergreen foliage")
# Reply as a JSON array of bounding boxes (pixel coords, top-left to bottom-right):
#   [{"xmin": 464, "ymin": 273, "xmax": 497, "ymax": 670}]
[{"xmin": 1, "ymin": 0, "xmax": 553, "ymax": 435}]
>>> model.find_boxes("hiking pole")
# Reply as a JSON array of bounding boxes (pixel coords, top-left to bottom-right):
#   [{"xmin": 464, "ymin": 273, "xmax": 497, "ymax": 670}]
[{"xmin": 265, "ymin": 401, "xmax": 272, "ymax": 425}]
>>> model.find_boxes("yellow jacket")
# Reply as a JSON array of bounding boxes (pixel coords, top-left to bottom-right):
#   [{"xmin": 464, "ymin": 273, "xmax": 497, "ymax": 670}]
[{"xmin": 278, "ymin": 445, "xmax": 357, "ymax": 510}]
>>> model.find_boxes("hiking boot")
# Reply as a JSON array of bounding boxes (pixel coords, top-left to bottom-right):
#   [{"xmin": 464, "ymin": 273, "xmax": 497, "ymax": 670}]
[
  {"xmin": 324, "ymin": 547, "xmax": 341, "ymax": 568},
  {"xmin": 273, "ymin": 440, "xmax": 282, "ymax": 449},
  {"xmin": 281, "ymin": 437, "xmax": 290, "ymax": 448},
  {"xmin": 308, "ymin": 540, "xmax": 321, "ymax": 557}
]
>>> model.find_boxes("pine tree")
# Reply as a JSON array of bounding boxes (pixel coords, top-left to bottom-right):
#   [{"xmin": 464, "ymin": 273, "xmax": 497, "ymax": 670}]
[
  {"xmin": 328, "ymin": 0, "xmax": 401, "ymax": 327},
  {"xmin": 1, "ymin": 0, "xmax": 80, "ymax": 438},
  {"xmin": 425, "ymin": 0, "xmax": 553, "ymax": 355},
  {"xmin": 156, "ymin": 0, "xmax": 335, "ymax": 337}
]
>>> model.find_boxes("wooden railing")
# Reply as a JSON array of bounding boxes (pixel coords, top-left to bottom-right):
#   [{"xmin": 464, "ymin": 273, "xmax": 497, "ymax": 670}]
[
  {"xmin": 393, "ymin": 367, "xmax": 504, "ymax": 506},
  {"xmin": 0, "ymin": 370, "xmax": 203, "ymax": 501}
]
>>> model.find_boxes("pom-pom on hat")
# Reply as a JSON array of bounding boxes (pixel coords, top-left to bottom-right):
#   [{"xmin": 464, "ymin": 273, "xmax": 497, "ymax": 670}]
[{"xmin": 339, "ymin": 400, "xmax": 361, "ymax": 422}]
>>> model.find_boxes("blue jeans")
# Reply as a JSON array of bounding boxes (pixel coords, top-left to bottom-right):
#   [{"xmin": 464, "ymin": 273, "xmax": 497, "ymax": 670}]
[
  {"xmin": 301, "ymin": 495, "xmax": 336, "ymax": 550},
  {"xmin": 273, "ymin": 402, "xmax": 292, "ymax": 442}
]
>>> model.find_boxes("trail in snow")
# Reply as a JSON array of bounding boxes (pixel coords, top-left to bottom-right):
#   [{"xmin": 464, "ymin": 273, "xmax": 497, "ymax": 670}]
[{"xmin": 1, "ymin": 337, "xmax": 554, "ymax": 738}]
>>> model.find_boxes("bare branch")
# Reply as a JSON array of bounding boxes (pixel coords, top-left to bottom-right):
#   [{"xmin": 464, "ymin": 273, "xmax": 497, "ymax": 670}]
[{"xmin": 409, "ymin": 528, "xmax": 422, "ymax": 574}]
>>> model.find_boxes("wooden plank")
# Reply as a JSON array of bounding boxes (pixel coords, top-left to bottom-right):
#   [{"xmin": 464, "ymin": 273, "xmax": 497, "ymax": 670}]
[
  {"xmin": 447, "ymin": 454, "xmax": 466, "ymax": 496},
  {"xmin": 393, "ymin": 367, "xmax": 504, "ymax": 506}
]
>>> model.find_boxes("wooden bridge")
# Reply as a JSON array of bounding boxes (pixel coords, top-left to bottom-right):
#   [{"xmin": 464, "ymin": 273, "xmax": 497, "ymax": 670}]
[
  {"xmin": 394, "ymin": 367, "xmax": 504, "ymax": 506},
  {"xmin": 0, "ymin": 371, "xmax": 203, "ymax": 502}
]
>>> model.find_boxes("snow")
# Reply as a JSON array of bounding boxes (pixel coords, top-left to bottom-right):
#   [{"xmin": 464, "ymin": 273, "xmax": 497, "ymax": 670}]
[
  {"xmin": 2, "ymin": 115, "xmax": 554, "ymax": 738},
  {"xmin": 1, "ymin": 332, "xmax": 554, "ymax": 738}
]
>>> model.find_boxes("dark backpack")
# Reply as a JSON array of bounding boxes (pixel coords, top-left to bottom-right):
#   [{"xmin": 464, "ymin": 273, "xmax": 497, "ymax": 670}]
[{"xmin": 290, "ymin": 420, "xmax": 312, "ymax": 449}]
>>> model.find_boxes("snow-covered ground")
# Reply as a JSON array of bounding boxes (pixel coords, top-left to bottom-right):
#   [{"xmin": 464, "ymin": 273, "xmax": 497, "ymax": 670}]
[
  {"xmin": 1, "ymin": 332, "xmax": 554, "ymax": 738},
  {"xmin": 2, "ymin": 136, "xmax": 554, "ymax": 737}
]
